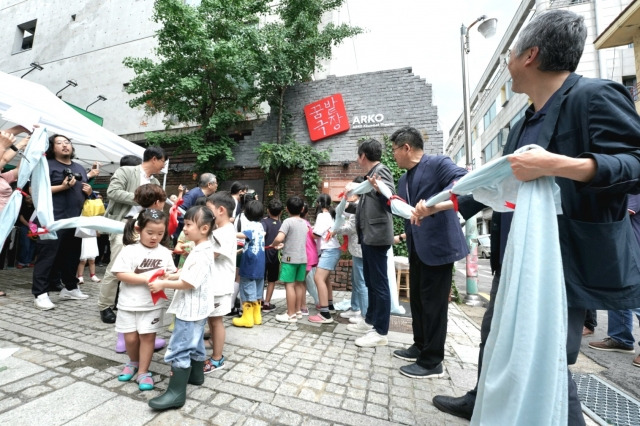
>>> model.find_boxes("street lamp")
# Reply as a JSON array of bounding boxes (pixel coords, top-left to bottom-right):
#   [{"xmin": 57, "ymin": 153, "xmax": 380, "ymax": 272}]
[
  {"xmin": 86, "ymin": 95, "xmax": 107, "ymax": 111},
  {"xmin": 460, "ymin": 15, "xmax": 497, "ymax": 306},
  {"xmin": 55, "ymin": 79, "xmax": 78, "ymax": 98}
]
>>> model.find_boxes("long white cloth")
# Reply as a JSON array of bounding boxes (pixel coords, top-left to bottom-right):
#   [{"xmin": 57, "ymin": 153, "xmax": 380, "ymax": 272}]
[
  {"xmin": 427, "ymin": 146, "xmax": 567, "ymax": 425},
  {"xmin": 0, "ymin": 127, "xmax": 126, "ymax": 246}
]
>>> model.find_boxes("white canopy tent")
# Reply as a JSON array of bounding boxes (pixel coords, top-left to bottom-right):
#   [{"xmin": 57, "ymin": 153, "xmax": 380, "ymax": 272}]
[{"xmin": 0, "ymin": 71, "xmax": 146, "ymax": 176}]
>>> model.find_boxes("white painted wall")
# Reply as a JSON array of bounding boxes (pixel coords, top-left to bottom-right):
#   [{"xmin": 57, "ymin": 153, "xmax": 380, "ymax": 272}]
[{"xmin": 0, "ymin": 0, "xmax": 165, "ymax": 136}]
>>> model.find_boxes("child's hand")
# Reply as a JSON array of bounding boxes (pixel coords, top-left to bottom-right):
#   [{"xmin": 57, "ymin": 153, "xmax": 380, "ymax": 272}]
[{"xmin": 148, "ymin": 280, "xmax": 164, "ymax": 293}]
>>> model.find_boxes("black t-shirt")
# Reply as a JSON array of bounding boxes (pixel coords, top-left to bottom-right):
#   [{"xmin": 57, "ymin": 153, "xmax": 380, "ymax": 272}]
[
  {"xmin": 261, "ymin": 216, "xmax": 282, "ymax": 264},
  {"xmin": 48, "ymin": 159, "xmax": 88, "ymax": 220}
]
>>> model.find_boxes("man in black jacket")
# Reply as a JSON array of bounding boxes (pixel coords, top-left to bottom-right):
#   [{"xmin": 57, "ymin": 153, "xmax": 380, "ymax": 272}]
[{"xmin": 426, "ymin": 10, "xmax": 640, "ymax": 424}]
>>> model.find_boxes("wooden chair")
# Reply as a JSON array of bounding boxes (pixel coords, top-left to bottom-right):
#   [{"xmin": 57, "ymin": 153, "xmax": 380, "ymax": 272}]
[{"xmin": 394, "ymin": 256, "xmax": 410, "ymax": 299}]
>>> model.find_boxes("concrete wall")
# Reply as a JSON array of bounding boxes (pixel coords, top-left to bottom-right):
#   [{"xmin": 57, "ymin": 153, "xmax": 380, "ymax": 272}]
[
  {"xmin": 0, "ymin": 0, "xmax": 164, "ymax": 136},
  {"xmin": 232, "ymin": 67, "xmax": 443, "ymax": 167}
]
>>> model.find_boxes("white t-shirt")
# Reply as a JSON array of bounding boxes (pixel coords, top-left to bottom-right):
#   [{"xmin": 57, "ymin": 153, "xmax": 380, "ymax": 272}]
[
  {"xmin": 111, "ymin": 242, "xmax": 176, "ymax": 311},
  {"xmin": 313, "ymin": 211, "xmax": 341, "ymax": 250},
  {"xmin": 167, "ymin": 240, "xmax": 216, "ymax": 321},
  {"xmin": 210, "ymin": 223, "xmax": 236, "ymax": 296}
]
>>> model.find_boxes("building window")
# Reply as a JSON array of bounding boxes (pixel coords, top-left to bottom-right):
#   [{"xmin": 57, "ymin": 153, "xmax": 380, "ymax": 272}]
[
  {"xmin": 13, "ymin": 20, "xmax": 37, "ymax": 53},
  {"xmin": 483, "ymin": 100, "xmax": 497, "ymax": 129},
  {"xmin": 483, "ymin": 135, "xmax": 501, "ymax": 163},
  {"xmin": 623, "ymin": 75, "xmax": 637, "ymax": 101}
]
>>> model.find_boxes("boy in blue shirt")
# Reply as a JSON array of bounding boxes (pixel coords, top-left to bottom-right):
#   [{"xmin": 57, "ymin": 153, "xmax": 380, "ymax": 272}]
[{"xmin": 233, "ymin": 200, "xmax": 266, "ymax": 327}]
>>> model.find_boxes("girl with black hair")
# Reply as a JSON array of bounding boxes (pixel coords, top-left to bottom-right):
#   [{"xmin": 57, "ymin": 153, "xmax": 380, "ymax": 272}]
[
  {"xmin": 110, "ymin": 209, "xmax": 176, "ymax": 392},
  {"xmin": 308, "ymin": 194, "xmax": 341, "ymax": 324},
  {"xmin": 147, "ymin": 205, "xmax": 217, "ymax": 410}
]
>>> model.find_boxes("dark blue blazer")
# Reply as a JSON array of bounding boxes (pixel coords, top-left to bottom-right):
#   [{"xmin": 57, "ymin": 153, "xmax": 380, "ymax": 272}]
[
  {"xmin": 493, "ymin": 73, "xmax": 640, "ymax": 309},
  {"xmin": 398, "ymin": 154, "xmax": 468, "ymax": 266}
]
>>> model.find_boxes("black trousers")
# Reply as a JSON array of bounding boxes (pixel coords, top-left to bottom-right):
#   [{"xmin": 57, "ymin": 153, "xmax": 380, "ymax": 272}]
[
  {"xmin": 32, "ymin": 228, "xmax": 80, "ymax": 297},
  {"xmin": 408, "ymin": 249, "xmax": 453, "ymax": 369},
  {"xmin": 468, "ymin": 271, "xmax": 586, "ymax": 425}
]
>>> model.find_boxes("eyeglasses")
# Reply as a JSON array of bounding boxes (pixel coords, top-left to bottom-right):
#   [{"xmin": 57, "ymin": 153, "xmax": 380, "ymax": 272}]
[{"xmin": 391, "ymin": 144, "xmax": 406, "ymax": 153}]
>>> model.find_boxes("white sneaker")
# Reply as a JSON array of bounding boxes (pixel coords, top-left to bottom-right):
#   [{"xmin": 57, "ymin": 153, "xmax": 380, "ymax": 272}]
[
  {"xmin": 90, "ymin": 275, "xmax": 101, "ymax": 283},
  {"xmin": 77, "ymin": 276, "xmax": 84, "ymax": 284},
  {"xmin": 275, "ymin": 313, "xmax": 297, "ymax": 323},
  {"xmin": 59, "ymin": 288, "xmax": 89, "ymax": 300},
  {"xmin": 34, "ymin": 293, "xmax": 56, "ymax": 310},
  {"xmin": 339, "ymin": 309, "xmax": 361, "ymax": 319},
  {"xmin": 355, "ymin": 329, "xmax": 388, "ymax": 348},
  {"xmin": 349, "ymin": 314, "xmax": 364, "ymax": 324},
  {"xmin": 347, "ymin": 318, "xmax": 374, "ymax": 333}
]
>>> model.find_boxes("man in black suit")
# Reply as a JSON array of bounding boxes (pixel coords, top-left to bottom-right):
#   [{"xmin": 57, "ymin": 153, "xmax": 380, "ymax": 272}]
[
  {"xmin": 429, "ymin": 10, "xmax": 640, "ymax": 424},
  {"xmin": 391, "ymin": 126, "xmax": 468, "ymax": 379}
]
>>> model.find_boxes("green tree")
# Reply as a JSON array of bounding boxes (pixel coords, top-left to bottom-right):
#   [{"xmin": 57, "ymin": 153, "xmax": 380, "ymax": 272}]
[
  {"xmin": 257, "ymin": 138, "xmax": 330, "ymax": 205},
  {"xmin": 258, "ymin": 0, "xmax": 363, "ymax": 143},
  {"xmin": 123, "ymin": 0, "xmax": 268, "ymax": 170}
]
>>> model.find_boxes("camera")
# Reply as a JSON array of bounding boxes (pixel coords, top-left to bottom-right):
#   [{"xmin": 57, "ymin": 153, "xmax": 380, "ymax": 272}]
[{"xmin": 63, "ymin": 168, "xmax": 83, "ymax": 181}]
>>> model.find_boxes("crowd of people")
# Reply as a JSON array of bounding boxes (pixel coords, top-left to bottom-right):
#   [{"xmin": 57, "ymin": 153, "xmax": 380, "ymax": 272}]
[{"xmin": 2, "ymin": 8, "xmax": 640, "ymax": 421}]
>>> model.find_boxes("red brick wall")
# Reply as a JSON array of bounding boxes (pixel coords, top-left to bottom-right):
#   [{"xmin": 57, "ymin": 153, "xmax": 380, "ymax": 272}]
[{"xmin": 329, "ymin": 259, "xmax": 353, "ymax": 291}]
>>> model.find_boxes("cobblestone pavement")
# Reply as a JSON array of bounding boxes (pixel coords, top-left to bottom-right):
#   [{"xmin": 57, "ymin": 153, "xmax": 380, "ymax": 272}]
[{"xmin": 0, "ymin": 266, "xmax": 479, "ymax": 425}]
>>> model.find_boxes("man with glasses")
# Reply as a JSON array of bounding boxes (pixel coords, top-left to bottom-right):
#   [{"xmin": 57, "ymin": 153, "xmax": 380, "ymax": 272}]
[
  {"xmin": 431, "ymin": 10, "xmax": 640, "ymax": 423},
  {"xmin": 389, "ymin": 126, "xmax": 468, "ymax": 378},
  {"xmin": 98, "ymin": 146, "xmax": 166, "ymax": 323},
  {"xmin": 32, "ymin": 134, "xmax": 99, "ymax": 310}
]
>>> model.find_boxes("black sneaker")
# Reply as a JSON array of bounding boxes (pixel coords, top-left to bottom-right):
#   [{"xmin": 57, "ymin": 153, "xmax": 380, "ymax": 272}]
[
  {"xmin": 328, "ymin": 304, "xmax": 336, "ymax": 313},
  {"xmin": 393, "ymin": 345, "xmax": 421, "ymax": 361},
  {"xmin": 399, "ymin": 362, "xmax": 444, "ymax": 379},
  {"xmin": 262, "ymin": 303, "xmax": 276, "ymax": 312}
]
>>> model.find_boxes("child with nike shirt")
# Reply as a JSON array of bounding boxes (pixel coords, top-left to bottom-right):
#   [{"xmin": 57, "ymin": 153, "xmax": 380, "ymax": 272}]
[{"xmin": 111, "ymin": 209, "xmax": 176, "ymax": 391}]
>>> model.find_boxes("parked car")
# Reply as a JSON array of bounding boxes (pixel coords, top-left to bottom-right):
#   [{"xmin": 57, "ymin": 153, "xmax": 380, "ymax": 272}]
[{"xmin": 478, "ymin": 234, "xmax": 491, "ymax": 259}]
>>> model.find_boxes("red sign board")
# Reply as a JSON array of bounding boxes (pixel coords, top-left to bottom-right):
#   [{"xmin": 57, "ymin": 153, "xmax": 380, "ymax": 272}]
[{"xmin": 304, "ymin": 94, "xmax": 350, "ymax": 142}]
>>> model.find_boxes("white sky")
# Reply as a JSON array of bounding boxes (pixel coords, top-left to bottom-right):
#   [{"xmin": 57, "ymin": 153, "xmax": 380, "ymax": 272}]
[{"xmin": 327, "ymin": 0, "xmax": 522, "ymax": 140}]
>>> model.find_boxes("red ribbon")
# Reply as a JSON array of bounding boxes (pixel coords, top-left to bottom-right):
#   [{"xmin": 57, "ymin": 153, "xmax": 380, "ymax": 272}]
[
  {"xmin": 168, "ymin": 198, "xmax": 184, "ymax": 236},
  {"xmin": 450, "ymin": 193, "xmax": 459, "ymax": 212},
  {"xmin": 148, "ymin": 268, "xmax": 168, "ymax": 305},
  {"xmin": 504, "ymin": 201, "xmax": 516, "ymax": 209},
  {"xmin": 16, "ymin": 187, "xmax": 30, "ymax": 198},
  {"xmin": 387, "ymin": 194, "xmax": 408, "ymax": 206},
  {"xmin": 340, "ymin": 235, "xmax": 349, "ymax": 252},
  {"xmin": 27, "ymin": 226, "xmax": 49, "ymax": 237}
]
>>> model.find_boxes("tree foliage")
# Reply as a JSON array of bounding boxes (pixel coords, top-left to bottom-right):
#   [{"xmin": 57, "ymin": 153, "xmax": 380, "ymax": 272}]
[
  {"xmin": 124, "ymin": 0, "xmax": 362, "ymax": 174},
  {"xmin": 257, "ymin": 138, "xmax": 330, "ymax": 205},
  {"xmin": 123, "ymin": 0, "xmax": 268, "ymax": 171},
  {"xmin": 380, "ymin": 134, "xmax": 408, "ymax": 258},
  {"xmin": 258, "ymin": 0, "xmax": 362, "ymax": 144}
]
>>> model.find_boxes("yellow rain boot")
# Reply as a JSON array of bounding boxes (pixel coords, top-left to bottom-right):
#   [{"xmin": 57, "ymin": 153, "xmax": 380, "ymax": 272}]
[
  {"xmin": 232, "ymin": 302, "xmax": 254, "ymax": 328},
  {"xmin": 253, "ymin": 301, "xmax": 262, "ymax": 325}
]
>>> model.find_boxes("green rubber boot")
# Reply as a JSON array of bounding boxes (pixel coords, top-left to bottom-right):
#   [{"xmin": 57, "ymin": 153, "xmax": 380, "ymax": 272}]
[
  {"xmin": 148, "ymin": 366, "xmax": 191, "ymax": 410},
  {"xmin": 188, "ymin": 360, "xmax": 205, "ymax": 385}
]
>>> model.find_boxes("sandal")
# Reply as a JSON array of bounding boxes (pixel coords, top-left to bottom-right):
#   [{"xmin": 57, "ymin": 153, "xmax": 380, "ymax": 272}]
[
  {"xmin": 203, "ymin": 356, "xmax": 225, "ymax": 374},
  {"xmin": 137, "ymin": 372, "xmax": 154, "ymax": 391},
  {"xmin": 118, "ymin": 363, "xmax": 139, "ymax": 382}
]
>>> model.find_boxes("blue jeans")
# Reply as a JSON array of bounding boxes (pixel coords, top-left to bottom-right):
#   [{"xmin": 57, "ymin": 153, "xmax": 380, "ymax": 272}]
[
  {"xmin": 17, "ymin": 225, "xmax": 35, "ymax": 266},
  {"xmin": 239, "ymin": 276, "xmax": 264, "ymax": 302},
  {"xmin": 350, "ymin": 256, "xmax": 367, "ymax": 316},
  {"xmin": 607, "ymin": 308, "xmax": 640, "ymax": 347},
  {"xmin": 164, "ymin": 318, "xmax": 206, "ymax": 369},
  {"xmin": 362, "ymin": 244, "xmax": 391, "ymax": 335}
]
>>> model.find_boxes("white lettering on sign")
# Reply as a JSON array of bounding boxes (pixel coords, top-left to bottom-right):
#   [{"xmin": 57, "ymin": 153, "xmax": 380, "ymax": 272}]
[{"xmin": 352, "ymin": 114, "xmax": 385, "ymax": 125}]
